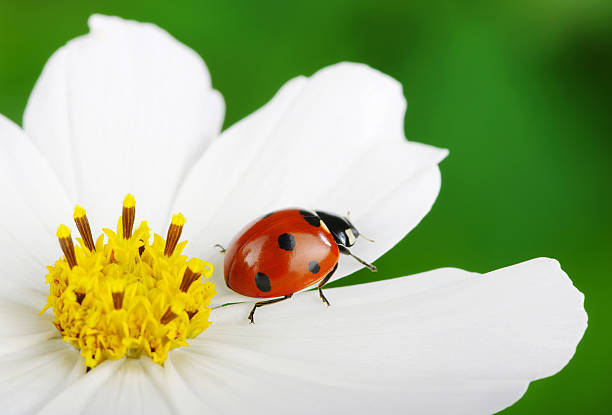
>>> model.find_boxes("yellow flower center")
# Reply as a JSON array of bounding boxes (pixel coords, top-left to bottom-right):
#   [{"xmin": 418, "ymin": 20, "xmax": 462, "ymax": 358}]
[{"xmin": 42, "ymin": 195, "xmax": 216, "ymax": 369}]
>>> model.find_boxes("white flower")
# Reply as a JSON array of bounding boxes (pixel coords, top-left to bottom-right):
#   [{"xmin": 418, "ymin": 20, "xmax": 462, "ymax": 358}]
[{"xmin": 0, "ymin": 15, "xmax": 586, "ymax": 415}]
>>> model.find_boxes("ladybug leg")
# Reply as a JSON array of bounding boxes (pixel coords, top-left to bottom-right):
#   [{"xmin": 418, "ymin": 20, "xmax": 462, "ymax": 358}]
[
  {"xmin": 338, "ymin": 245, "xmax": 378, "ymax": 272},
  {"xmin": 317, "ymin": 263, "xmax": 338, "ymax": 306},
  {"xmin": 248, "ymin": 294, "xmax": 293, "ymax": 324},
  {"xmin": 213, "ymin": 244, "xmax": 226, "ymax": 254}
]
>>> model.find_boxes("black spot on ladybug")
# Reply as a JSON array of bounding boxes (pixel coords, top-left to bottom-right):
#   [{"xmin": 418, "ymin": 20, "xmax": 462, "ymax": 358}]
[
  {"xmin": 299, "ymin": 210, "xmax": 320, "ymax": 227},
  {"xmin": 262, "ymin": 212, "xmax": 275, "ymax": 218},
  {"xmin": 308, "ymin": 261, "xmax": 321, "ymax": 274},
  {"xmin": 278, "ymin": 233, "xmax": 296, "ymax": 251},
  {"xmin": 255, "ymin": 272, "xmax": 271, "ymax": 292}
]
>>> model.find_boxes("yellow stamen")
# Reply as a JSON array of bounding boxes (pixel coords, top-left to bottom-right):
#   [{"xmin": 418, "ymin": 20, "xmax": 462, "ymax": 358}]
[
  {"xmin": 160, "ymin": 308, "xmax": 178, "ymax": 325},
  {"xmin": 75, "ymin": 292, "xmax": 86, "ymax": 304},
  {"xmin": 123, "ymin": 193, "xmax": 136, "ymax": 208},
  {"xmin": 180, "ymin": 258, "xmax": 205, "ymax": 292},
  {"xmin": 73, "ymin": 205, "xmax": 95, "ymax": 251},
  {"xmin": 56, "ymin": 224, "xmax": 71, "ymax": 239},
  {"xmin": 112, "ymin": 292, "xmax": 124, "ymax": 309},
  {"xmin": 172, "ymin": 212, "xmax": 186, "ymax": 227},
  {"xmin": 109, "ymin": 278, "xmax": 125, "ymax": 309},
  {"xmin": 56, "ymin": 225, "xmax": 77, "ymax": 269},
  {"xmin": 73, "ymin": 205, "xmax": 87, "ymax": 219},
  {"xmin": 164, "ymin": 213, "xmax": 186, "ymax": 257},
  {"xmin": 122, "ymin": 194, "xmax": 136, "ymax": 239},
  {"xmin": 43, "ymin": 195, "xmax": 216, "ymax": 369}
]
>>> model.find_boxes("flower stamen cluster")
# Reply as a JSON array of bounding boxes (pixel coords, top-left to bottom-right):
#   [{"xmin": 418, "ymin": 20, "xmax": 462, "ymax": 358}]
[{"xmin": 42, "ymin": 195, "xmax": 216, "ymax": 368}]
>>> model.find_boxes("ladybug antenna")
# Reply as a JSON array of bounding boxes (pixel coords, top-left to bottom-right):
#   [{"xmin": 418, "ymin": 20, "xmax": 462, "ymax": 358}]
[
  {"xmin": 359, "ymin": 233, "xmax": 375, "ymax": 243},
  {"xmin": 345, "ymin": 211, "xmax": 374, "ymax": 242},
  {"xmin": 213, "ymin": 244, "xmax": 226, "ymax": 254}
]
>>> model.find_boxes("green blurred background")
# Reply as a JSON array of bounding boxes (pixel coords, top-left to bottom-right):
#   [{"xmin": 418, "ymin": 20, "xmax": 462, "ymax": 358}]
[{"xmin": 1, "ymin": 0, "xmax": 610, "ymax": 413}]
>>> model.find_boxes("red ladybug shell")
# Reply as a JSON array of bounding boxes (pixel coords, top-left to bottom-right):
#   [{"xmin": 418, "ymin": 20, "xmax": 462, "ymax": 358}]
[{"xmin": 224, "ymin": 208, "xmax": 340, "ymax": 298}]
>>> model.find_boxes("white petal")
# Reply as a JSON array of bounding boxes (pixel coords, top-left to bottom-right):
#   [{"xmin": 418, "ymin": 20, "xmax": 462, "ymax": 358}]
[
  {"xmin": 0, "ymin": 338, "xmax": 83, "ymax": 414},
  {"xmin": 0, "ymin": 118, "xmax": 79, "ymax": 413},
  {"xmin": 38, "ymin": 358, "xmax": 174, "ymax": 415},
  {"xmin": 0, "ymin": 115, "xmax": 73, "ymax": 305},
  {"xmin": 0, "ymin": 301, "xmax": 57, "ymax": 356},
  {"xmin": 167, "ymin": 258, "xmax": 586, "ymax": 415},
  {"xmin": 173, "ymin": 63, "xmax": 447, "ymax": 303},
  {"xmin": 24, "ymin": 14, "xmax": 225, "ymax": 230}
]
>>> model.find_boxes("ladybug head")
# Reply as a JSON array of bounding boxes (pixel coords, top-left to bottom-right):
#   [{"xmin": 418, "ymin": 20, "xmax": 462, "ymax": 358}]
[{"xmin": 315, "ymin": 210, "xmax": 360, "ymax": 247}]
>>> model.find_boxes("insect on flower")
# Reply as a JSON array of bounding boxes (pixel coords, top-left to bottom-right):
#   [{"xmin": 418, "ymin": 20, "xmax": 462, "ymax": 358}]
[{"xmin": 218, "ymin": 208, "xmax": 378, "ymax": 323}]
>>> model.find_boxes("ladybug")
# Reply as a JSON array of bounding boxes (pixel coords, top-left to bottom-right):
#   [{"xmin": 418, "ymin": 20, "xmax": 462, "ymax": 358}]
[{"xmin": 217, "ymin": 208, "xmax": 377, "ymax": 323}]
